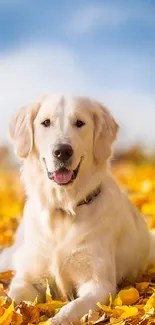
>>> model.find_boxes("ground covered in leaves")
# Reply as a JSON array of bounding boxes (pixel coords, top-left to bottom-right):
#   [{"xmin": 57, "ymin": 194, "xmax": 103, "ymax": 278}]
[{"xmin": 0, "ymin": 163, "xmax": 155, "ymax": 325}]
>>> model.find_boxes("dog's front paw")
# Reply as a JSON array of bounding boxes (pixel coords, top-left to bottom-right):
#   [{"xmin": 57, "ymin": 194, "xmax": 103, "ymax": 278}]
[
  {"xmin": 48, "ymin": 299, "xmax": 82, "ymax": 325},
  {"xmin": 48, "ymin": 315, "xmax": 73, "ymax": 325},
  {"xmin": 48, "ymin": 307, "xmax": 81, "ymax": 325},
  {"xmin": 48, "ymin": 317, "xmax": 66, "ymax": 325},
  {"xmin": 9, "ymin": 281, "xmax": 39, "ymax": 305}
]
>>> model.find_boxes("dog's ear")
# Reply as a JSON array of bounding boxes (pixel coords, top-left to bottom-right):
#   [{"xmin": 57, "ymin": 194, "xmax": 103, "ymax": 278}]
[
  {"xmin": 93, "ymin": 101, "xmax": 119, "ymax": 163},
  {"xmin": 9, "ymin": 102, "xmax": 40, "ymax": 158}
]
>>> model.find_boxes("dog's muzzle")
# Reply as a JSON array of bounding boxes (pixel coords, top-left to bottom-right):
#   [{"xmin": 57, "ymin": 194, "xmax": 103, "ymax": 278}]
[{"xmin": 44, "ymin": 157, "xmax": 83, "ymax": 185}]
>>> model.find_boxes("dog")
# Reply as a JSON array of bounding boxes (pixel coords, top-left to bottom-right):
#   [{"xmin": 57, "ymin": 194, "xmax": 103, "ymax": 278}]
[{"xmin": 0, "ymin": 95, "xmax": 155, "ymax": 325}]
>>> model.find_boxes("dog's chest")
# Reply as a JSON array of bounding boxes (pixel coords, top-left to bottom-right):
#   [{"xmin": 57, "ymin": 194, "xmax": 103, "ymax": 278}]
[
  {"xmin": 46, "ymin": 209, "xmax": 92, "ymax": 299},
  {"xmin": 48, "ymin": 209, "xmax": 73, "ymax": 242}
]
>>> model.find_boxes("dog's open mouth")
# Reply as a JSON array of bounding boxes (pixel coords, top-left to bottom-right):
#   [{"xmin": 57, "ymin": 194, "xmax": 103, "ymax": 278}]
[{"xmin": 45, "ymin": 158, "xmax": 82, "ymax": 185}]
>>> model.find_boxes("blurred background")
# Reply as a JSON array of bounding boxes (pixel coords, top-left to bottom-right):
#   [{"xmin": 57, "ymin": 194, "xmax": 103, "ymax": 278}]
[
  {"xmin": 0, "ymin": 0, "xmax": 155, "ymax": 152},
  {"xmin": 0, "ymin": 0, "xmax": 155, "ymax": 269},
  {"xmin": 0, "ymin": 1, "xmax": 155, "ymax": 313}
]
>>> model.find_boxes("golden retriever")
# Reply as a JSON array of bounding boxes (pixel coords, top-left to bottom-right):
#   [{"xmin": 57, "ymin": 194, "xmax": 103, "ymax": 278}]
[{"xmin": 1, "ymin": 95, "xmax": 155, "ymax": 325}]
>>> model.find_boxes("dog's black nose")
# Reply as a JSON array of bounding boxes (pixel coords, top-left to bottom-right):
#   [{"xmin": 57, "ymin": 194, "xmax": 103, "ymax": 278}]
[{"xmin": 53, "ymin": 144, "xmax": 73, "ymax": 162}]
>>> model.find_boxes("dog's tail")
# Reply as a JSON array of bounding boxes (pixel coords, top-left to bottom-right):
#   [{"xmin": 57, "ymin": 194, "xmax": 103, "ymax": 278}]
[{"xmin": 149, "ymin": 230, "xmax": 155, "ymax": 264}]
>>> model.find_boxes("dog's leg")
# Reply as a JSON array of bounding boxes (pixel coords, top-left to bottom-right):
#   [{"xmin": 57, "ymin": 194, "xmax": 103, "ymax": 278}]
[
  {"xmin": 48, "ymin": 279, "xmax": 116, "ymax": 325},
  {"xmin": 8, "ymin": 274, "xmax": 42, "ymax": 304},
  {"xmin": 8, "ymin": 246, "xmax": 48, "ymax": 304}
]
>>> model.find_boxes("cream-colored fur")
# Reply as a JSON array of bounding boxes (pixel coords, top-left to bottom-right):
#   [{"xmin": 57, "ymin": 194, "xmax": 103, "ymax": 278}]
[{"xmin": 1, "ymin": 95, "xmax": 154, "ymax": 325}]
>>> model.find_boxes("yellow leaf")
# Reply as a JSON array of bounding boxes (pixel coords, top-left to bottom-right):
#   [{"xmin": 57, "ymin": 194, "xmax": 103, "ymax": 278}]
[
  {"xmin": 144, "ymin": 292, "xmax": 155, "ymax": 312},
  {"xmin": 110, "ymin": 317, "xmax": 125, "ymax": 324},
  {"xmin": 0, "ymin": 285, "xmax": 3, "ymax": 291},
  {"xmin": 116, "ymin": 306, "xmax": 138, "ymax": 319},
  {"xmin": 46, "ymin": 280, "xmax": 53, "ymax": 303},
  {"xmin": 0, "ymin": 301, "xmax": 14, "ymax": 324},
  {"xmin": 113, "ymin": 309, "xmax": 124, "ymax": 318},
  {"xmin": 113, "ymin": 295, "xmax": 123, "ymax": 307},
  {"xmin": 109, "ymin": 293, "xmax": 113, "ymax": 307},
  {"xmin": 0, "ymin": 271, "xmax": 14, "ymax": 280},
  {"xmin": 147, "ymin": 265, "xmax": 155, "ymax": 275},
  {"xmin": 117, "ymin": 288, "xmax": 139, "ymax": 305},
  {"xmin": 1, "ymin": 313, "xmax": 12, "ymax": 325},
  {"xmin": 32, "ymin": 295, "xmax": 38, "ymax": 306},
  {"xmin": 37, "ymin": 301, "xmax": 67, "ymax": 310},
  {"xmin": 0, "ymin": 296, "xmax": 7, "ymax": 307},
  {"xmin": 36, "ymin": 302, "xmax": 55, "ymax": 317},
  {"xmin": 136, "ymin": 282, "xmax": 150, "ymax": 292},
  {"xmin": 97, "ymin": 302, "xmax": 112, "ymax": 313},
  {"xmin": 11, "ymin": 311, "xmax": 23, "ymax": 325},
  {"xmin": 17, "ymin": 301, "xmax": 40, "ymax": 324},
  {"xmin": 48, "ymin": 300, "xmax": 67, "ymax": 309},
  {"xmin": 0, "ymin": 308, "xmax": 5, "ymax": 318}
]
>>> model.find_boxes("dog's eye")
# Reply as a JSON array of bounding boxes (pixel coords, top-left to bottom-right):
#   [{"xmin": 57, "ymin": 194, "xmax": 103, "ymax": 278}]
[
  {"xmin": 75, "ymin": 120, "xmax": 85, "ymax": 128},
  {"xmin": 41, "ymin": 119, "xmax": 51, "ymax": 127}
]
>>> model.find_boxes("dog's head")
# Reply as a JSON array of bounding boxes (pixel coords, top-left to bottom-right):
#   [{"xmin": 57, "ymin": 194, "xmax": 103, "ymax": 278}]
[{"xmin": 10, "ymin": 95, "xmax": 118, "ymax": 187}]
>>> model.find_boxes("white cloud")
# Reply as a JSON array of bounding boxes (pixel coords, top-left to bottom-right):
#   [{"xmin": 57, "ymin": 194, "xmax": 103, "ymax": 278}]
[
  {"xmin": 68, "ymin": 2, "xmax": 155, "ymax": 34},
  {"xmin": 97, "ymin": 90, "xmax": 155, "ymax": 149},
  {"xmin": 0, "ymin": 44, "xmax": 87, "ymax": 142},
  {"xmin": 68, "ymin": 5, "xmax": 126, "ymax": 34},
  {"xmin": 0, "ymin": 43, "xmax": 155, "ymax": 148}
]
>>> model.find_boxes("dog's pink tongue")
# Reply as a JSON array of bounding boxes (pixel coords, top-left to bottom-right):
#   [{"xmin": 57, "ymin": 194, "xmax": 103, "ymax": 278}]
[{"xmin": 54, "ymin": 170, "xmax": 73, "ymax": 184}]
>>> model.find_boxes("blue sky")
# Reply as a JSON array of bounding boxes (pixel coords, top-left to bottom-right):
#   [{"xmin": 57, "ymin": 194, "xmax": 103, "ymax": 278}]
[{"xmin": 0, "ymin": 0, "xmax": 155, "ymax": 147}]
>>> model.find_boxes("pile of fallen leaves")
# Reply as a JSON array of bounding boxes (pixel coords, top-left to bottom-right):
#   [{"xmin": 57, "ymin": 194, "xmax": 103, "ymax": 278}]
[{"xmin": 0, "ymin": 163, "xmax": 155, "ymax": 325}]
